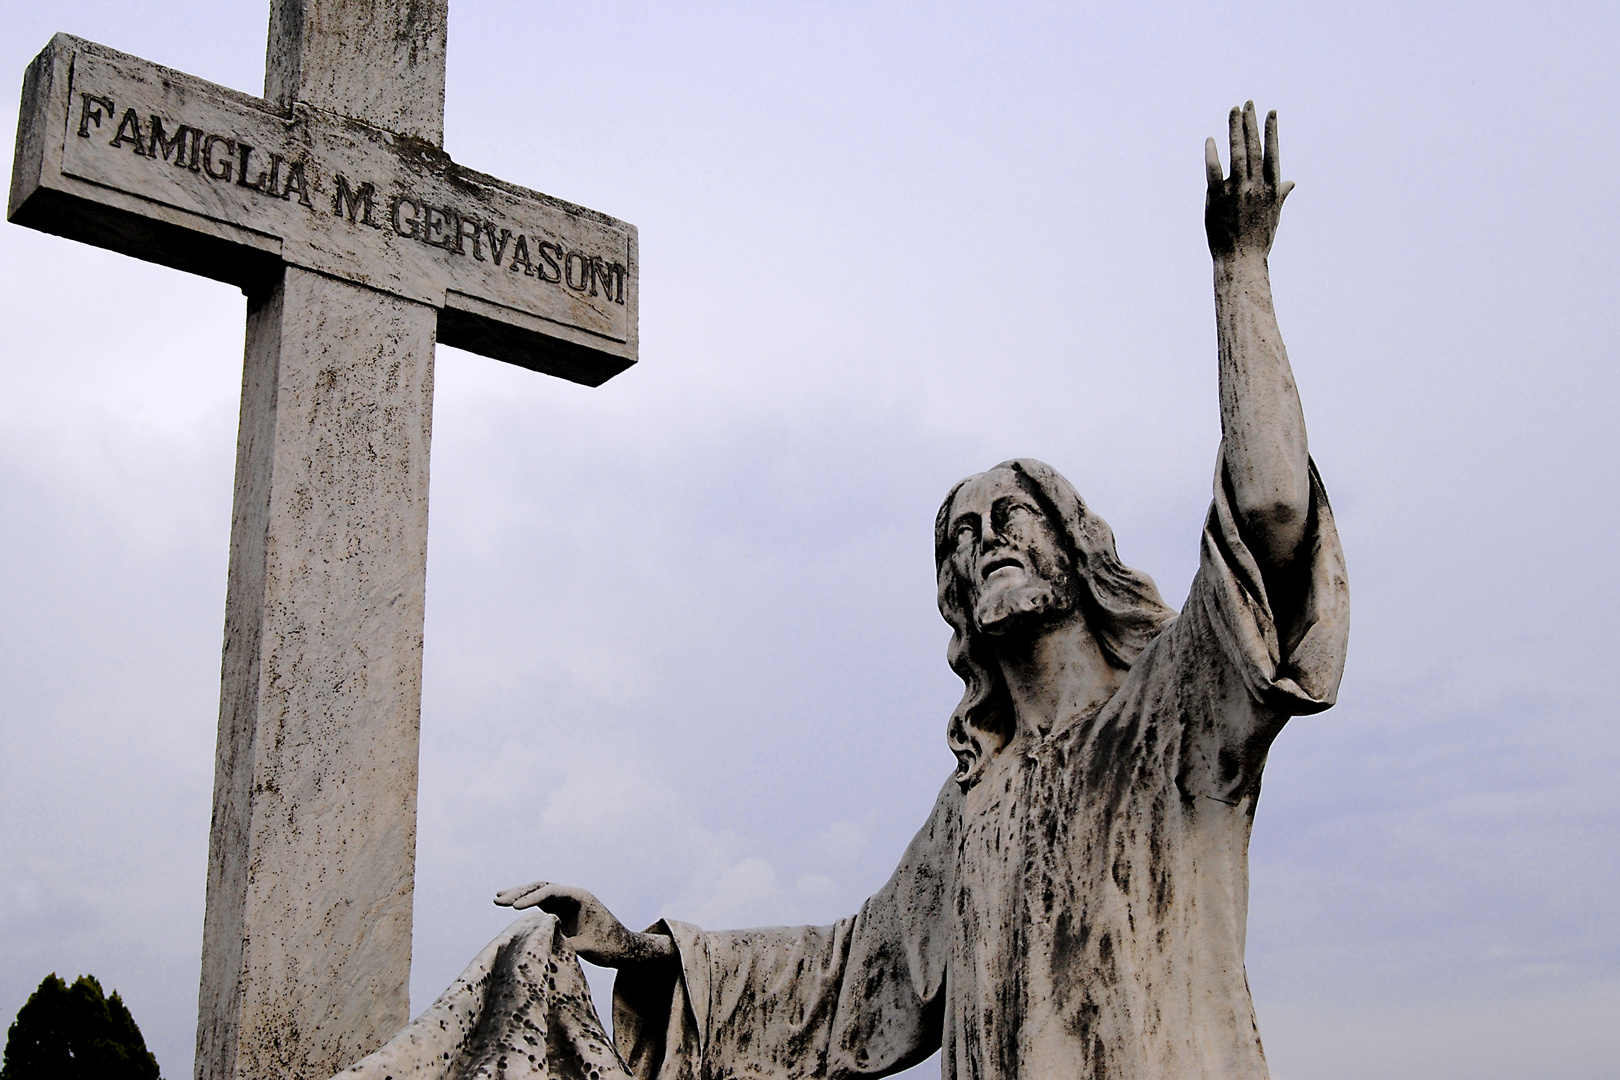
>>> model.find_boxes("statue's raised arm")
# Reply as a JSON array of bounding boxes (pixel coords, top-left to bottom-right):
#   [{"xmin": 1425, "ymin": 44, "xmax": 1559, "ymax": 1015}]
[{"xmin": 1206, "ymin": 102, "xmax": 1311, "ymax": 573}]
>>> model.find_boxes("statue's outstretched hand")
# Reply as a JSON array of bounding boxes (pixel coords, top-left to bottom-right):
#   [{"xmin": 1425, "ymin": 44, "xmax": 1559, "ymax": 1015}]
[
  {"xmin": 495, "ymin": 881, "xmax": 675, "ymax": 968},
  {"xmin": 1205, "ymin": 101, "xmax": 1293, "ymax": 259}
]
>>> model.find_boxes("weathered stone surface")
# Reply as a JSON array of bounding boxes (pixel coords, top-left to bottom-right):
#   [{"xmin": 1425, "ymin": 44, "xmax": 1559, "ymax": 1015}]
[
  {"xmin": 10, "ymin": 34, "xmax": 637, "ymax": 385},
  {"xmin": 331, "ymin": 913, "xmax": 624, "ymax": 1080},
  {"xmin": 197, "ymin": 268, "xmax": 435, "ymax": 1080},
  {"xmin": 266, "ymin": 0, "xmax": 449, "ymax": 146}
]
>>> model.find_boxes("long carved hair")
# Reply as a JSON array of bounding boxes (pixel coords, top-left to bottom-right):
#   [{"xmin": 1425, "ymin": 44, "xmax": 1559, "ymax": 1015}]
[{"xmin": 934, "ymin": 459, "xmax": 1177, "ymax": 786}]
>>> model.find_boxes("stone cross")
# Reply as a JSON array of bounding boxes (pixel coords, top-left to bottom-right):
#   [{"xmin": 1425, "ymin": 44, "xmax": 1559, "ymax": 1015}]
[{"xmin": 7, "ymin": 4, "xmax": 637, "ymax": 1078}]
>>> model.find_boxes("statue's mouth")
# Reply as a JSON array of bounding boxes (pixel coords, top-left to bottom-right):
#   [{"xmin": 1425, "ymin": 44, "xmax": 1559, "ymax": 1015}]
[{"xmin": 982, "ymin": 556, "xmax": 1022, "ymax": 580}]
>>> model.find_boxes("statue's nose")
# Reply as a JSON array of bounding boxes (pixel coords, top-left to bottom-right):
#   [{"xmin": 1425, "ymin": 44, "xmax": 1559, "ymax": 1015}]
[{"xmin": 981, "ymin": 516, "xmax": 1009, "ymax": 545}]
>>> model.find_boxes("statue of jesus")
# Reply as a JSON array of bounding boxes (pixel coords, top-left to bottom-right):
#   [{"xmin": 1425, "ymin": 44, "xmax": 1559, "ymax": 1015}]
[{"xmin": 338, "ymin": 102, "xmax": 1348, "ymax": 1080}]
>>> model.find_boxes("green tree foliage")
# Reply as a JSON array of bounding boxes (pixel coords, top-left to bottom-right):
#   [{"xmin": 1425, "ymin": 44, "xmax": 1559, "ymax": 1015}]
[{"xmin": 1, "ymin": 973, "xmax": 161, "ymax": 1080}]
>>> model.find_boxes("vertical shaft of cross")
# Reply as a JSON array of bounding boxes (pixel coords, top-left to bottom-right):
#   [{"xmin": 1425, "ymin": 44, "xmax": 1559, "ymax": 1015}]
[
  {"xmin": 196, "ymin": 5, "xmax": 449, "ymax": 1078},
  {"xmin": 265, "ymin": 0, "xmax": 447, "ymax": 145}
]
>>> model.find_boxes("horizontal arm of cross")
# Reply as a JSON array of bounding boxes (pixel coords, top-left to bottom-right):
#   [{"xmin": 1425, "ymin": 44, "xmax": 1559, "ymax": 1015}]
[{"xmin": 9, "ymin": 35, "xmax": 638, "ymax": 386}]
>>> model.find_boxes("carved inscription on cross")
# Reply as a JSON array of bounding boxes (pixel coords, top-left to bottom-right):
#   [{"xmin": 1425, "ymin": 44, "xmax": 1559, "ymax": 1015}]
[
  {"xmin": 8, "ymin": 3, "xmax": 637, "ymax": 1078},
  {"xmin": 13, "ymin": 32, "xmax": 636, "ymax": 382}
]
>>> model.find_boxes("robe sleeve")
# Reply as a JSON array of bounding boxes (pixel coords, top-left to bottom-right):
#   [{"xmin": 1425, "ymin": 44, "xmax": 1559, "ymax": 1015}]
[
  {"xmin": 1198, "ymin": 449, "xmax": 1349, "ymax": 715},
  {"xmin": 612, "ymin": 780, "xmax": 956, "ymax": 1080},
  {"xmin": 1116, "ymin": 449, "xmax": 1349, "ymax": 801}
]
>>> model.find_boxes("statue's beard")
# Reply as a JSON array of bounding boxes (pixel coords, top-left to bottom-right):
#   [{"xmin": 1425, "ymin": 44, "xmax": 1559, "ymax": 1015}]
[{"xmin": 973, "ymin": 568, "xmax": 1073, "ymax": 637}]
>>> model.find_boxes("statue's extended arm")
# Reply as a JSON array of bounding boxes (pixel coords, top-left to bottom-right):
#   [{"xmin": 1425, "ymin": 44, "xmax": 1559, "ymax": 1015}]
[
  {"xmin": 1205, "ymin": 102, "xmax": 1310, "ymax": 572},
  {"xmin": 495, "ymin": 881, "xmax": 676, "ymax": 968}
]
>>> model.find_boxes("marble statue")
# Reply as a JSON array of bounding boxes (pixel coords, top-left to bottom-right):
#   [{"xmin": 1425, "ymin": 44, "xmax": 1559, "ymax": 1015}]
[{"xmin": 335, "ymin": 102, "xmax": 1349, "ymax": 1080}]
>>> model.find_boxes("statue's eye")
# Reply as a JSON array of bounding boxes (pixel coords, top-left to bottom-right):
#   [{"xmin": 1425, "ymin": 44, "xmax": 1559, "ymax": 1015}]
[{"xmin": 1004, "ymin": 503, "xmax": 1044, "ymax": 532}]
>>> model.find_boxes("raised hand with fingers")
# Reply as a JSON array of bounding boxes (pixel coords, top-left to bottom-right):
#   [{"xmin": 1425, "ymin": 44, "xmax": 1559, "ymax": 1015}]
[
  {"xmin": 1204, "ymin": 101, "xmax": 1294, "ymax": 259},
  {"xmin": 495, "ymin": 880, "xmax": 674, "ymax": 968}
]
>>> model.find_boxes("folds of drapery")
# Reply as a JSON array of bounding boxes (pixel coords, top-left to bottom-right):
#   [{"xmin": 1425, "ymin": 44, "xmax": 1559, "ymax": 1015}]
[
  {"xmin": 331, "ymin": 912, "xmax": 629, "ymax": 1080},
  {"xmin": 1198, "ymin": 449, "xmax": 1349, "ymax": 717},
  {"xmin": 612, "ymin": 781, "xmax": 956, "ymax": 1080}
]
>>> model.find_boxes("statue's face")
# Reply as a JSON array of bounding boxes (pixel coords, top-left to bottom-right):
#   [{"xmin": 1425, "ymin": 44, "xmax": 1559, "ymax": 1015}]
[{"xmin": 945, "ymin": 469, "xmax": 1079, "ymax": 637}]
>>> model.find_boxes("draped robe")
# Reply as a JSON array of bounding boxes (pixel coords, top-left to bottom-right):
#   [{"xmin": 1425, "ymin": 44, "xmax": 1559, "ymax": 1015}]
[{"xmin": 336, "ymin": 457, "xmax": 1348, "ymax": 1080}]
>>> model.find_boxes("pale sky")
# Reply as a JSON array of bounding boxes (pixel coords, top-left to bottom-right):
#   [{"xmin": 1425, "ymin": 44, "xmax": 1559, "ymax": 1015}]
[{"xmin": 2, "ymin": 2, "xmax": 1617, "ymax": 1078}]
